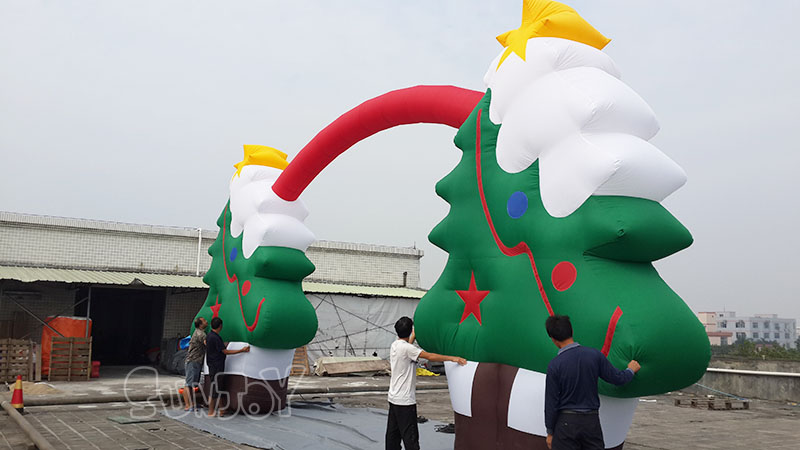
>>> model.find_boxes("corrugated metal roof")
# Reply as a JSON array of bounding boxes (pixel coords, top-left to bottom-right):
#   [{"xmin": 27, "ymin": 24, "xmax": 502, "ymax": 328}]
[
  {"xmin": 0, "ymin": 266, "xmax": 427, "ymax": 298},
  {"xmin": 302, "ymin": 282, "xmax": 426, "ymax": 299},
  {"xmin": 0, "ymin": 266, "xmax": 207, "ymax": 288}
]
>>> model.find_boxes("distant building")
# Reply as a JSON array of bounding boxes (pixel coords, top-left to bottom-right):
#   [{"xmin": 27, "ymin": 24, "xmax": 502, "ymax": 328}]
[
  {"xmin": 697, "ymin": 311, "xmax": 797, "ymax": 349},
  {"xmin": 696, "ymin": 312, "xmax": 733, "ymax": 346}
]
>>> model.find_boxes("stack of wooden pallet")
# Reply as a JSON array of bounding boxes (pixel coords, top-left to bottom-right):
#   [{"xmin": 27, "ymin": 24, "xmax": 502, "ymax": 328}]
[
  {"xmin": 0, "ymin": 338, "xmax": 35, "ymax": 383},
  {"xmin": 673, "ymin": 396, "xmax": 749, "ymax": 410},
  {"xmin": 290, "ymin": 345, "xmax": 310, "ymax": 376},
  {"xmin": 48, "ymin": 337, "xmax": 92, "ymax": 381}
]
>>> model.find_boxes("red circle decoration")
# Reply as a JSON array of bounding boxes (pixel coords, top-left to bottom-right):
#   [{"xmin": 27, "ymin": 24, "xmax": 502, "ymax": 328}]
[
  {"xmin": 551, "ymin": 262, "xmax": 577, "ymax": 292},
  {"xmin": 242, "ymin": 280, "xmax": 251, "ymax": 296}
]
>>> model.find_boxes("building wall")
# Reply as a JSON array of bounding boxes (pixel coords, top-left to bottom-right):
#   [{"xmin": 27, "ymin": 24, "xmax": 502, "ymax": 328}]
[
  {"xmin": 162, "ymin": 290, "xmax": 209, "ymax": 339},
  {"xmin": 306, "ymin": 242, "xmax": 421, "ymax": 288},
  {"xmin": 697, "ymin": 312, "xmax": 717, "ymax": 332},
  {"xmin": 707, "ymin": 334, "xmax": 731, "ymax": 346},
  {"xmin": 0, "ymin": 280, "xmax": 77, "ymax": 343},
  {"xmin": 0, "ymin": 212, "xmax": 423, "ymax": 288},
  {"xmin": 0, "ymin": 212, "xmax": 215, "ymax": 275}
]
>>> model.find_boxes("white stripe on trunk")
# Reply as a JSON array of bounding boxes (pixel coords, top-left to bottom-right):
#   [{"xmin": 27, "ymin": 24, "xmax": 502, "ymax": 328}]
[
  {"xmin": 203, "ymin": 344, "xmax": 295, "ymax": 381},
  {"xmin": 444, "ymin": 360, "xmax": 480, "ymax": 417}
]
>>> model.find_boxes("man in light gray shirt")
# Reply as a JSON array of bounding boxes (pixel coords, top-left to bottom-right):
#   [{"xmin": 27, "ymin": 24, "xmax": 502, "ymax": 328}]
[{"xmin": 386, "ymin": 316, "xmax": 466, "ymax": 450}]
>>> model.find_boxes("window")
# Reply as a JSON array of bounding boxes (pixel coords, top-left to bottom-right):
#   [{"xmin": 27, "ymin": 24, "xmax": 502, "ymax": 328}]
[
  {"xmin": 775, "ymin": 323, "xmax": 780, "ymax": 330},
  {"xmin": 786, "ymin": 333, "xmax": 791, "ymax": 339},
  {"xmin": 720, "ymin": 321, "xmax": 727, "ymax": 328},
  {"xmin": 774, "ymin": 333, "xmax": 780, "ymax": 339},
  {"xmin": 736, "ymin": 332, "xmax": 746, "ymax": 341},
  {"xmin": 764, "ymin": 322, "xmax": 770, "ymax": 329},
  {"xmin": 720, "ymin": 337, "xmax": 728, "ymax": 346},
  {"xmin": 753, "ymin": 332, "xmax": 759, "ymax": 339},
  {"xmin": 752, "ymin": 322, "xmax": 758, "ymax": 328},
  {"xmin": 736, "ymin": 321, "xmax": 745, "ymax": 328}
]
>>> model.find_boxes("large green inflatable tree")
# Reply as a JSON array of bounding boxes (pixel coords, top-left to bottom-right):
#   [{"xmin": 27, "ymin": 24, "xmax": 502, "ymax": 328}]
[{"xmin": 414, "ymin": 92, "xmax": 710, "ymax": 397}]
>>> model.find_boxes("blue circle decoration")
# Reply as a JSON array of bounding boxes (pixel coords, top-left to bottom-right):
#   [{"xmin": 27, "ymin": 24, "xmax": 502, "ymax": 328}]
[
  {"xmin": 230, "ymin": 247, "xmax": 238, "ymax": 262},
  {"xmin": 507, "ymin": 191, "xmax": 528, "ymax": 219}
]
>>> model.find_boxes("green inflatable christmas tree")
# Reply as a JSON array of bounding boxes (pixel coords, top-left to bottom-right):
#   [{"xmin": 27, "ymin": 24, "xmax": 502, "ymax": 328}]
[
  {"xmin": 192, "ymin": 145, "xmax": 318, "ymax": 413},
  {"xmin": 195, "ymin": 203, "xmax": 316, "ymax": 349},
  {"xmin": 414, "ymin": 92, "xmax": 709, "ymax": 398}
]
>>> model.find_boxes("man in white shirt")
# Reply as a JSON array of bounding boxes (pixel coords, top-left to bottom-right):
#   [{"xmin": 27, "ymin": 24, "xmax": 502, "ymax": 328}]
[{"xmin": 387, "ymin": 316, "xmax": 467, "ymax": 450}]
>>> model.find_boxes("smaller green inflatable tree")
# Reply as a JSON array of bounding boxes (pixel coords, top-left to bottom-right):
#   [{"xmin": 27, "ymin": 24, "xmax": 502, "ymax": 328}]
[{"xmin": 192, "ymin": 148, "xmax": 318, "ymax": 350}]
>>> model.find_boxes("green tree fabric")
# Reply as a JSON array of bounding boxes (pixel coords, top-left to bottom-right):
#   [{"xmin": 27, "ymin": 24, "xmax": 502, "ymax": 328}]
[
  {"xmin": 192, "ymin": 202, "xmax": 318, "ymax": 349},
  {"xmin": 414, "ymin": 91, "xmax": 710, "ymax": 397}
]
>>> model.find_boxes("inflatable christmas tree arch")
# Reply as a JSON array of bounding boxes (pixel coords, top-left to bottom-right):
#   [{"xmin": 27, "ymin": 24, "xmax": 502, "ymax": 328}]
[{"xmin": 191, "ymin": 1, "xmax": 710, "ymax": 447}]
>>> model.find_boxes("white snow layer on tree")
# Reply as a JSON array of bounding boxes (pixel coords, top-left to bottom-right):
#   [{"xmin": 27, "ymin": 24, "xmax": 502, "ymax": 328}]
[
  {"xmin": 229, "ymin": 164, "xmax": 315, "ymax": 258},
  {"xmin": 483, "ymin": 37, "xmax": 687, "ymax": 218}
]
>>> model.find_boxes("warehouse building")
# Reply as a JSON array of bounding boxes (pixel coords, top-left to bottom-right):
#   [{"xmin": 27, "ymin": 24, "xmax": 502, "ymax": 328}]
[{"xmin": 0, "ymin": 211, "xmax": 425, "ymax": 365}]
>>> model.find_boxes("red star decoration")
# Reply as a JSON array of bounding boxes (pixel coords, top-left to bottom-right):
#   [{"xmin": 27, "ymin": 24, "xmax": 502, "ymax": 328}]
[
  {"xmin": 211, "ymin": 296, "xmax": 221, "ymax": 318},
  {"xmin": 456, "ymin": 271, "xmax": 490, "ymax": 325}
]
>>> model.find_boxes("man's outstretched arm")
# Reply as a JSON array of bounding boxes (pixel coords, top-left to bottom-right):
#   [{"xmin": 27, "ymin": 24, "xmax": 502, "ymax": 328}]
[
  {"xmin": 419, "ymin": 351, "xmax": 467, "ymax": 365},
  {"xmin": 599, "ymin": 355, "xmax": 640, "ymax": 386},
  {"xmin": 222, "ymin": 345, "xmax": 250, "ymax": 355}
]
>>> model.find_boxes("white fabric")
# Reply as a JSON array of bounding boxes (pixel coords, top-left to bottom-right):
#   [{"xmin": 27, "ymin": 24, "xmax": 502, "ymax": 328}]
[
  {"xmin": 387, "ymin": 339, "xmax": 422, "ymax": 406},
  {"xmin": 598, "ymin": 395, "xmax": 638, "ymax": 448},
  {"xmin": 306, "ymin": 294, "xmax": 420, "ymax": 363},
  {"xmin": 589, "ymin": 133, "xmax": 687, "ymax": 201},
  {"xmin": 229, "ymin": 164, "xmax": 315, "ymax": 258},
  {"xmin": 537, "ymin": 135, "xmax": 620, "ymax": 217},
  {"xmin": 484, "ymin": 38, "xmax": 621, "ymax": 125},
  {"xmin": 507, "ymin": 367, "xmax": 548, "ymax": 436},
  {"xmin": 444, "ymin": 360, "xmax": 480, "ymax": 417},
  {"xmin": 202, "ymin": 343, "xmax": 295, "ymax": 381},
  {"xmin": 484, "ymin": 36, "xmax": 686, "ymax": 218}
]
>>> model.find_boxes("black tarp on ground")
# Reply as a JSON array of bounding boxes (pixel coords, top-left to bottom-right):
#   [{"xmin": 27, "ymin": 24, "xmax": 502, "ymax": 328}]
[{"xmin": 163, "ymin": 401, "xmax": 454, "ymax": 449}]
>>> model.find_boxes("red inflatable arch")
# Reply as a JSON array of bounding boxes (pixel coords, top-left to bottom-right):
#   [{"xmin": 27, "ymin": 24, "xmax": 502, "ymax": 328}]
[{"xmin": 272, "ymin": 85, "xmax": 483, "ymax": 201}]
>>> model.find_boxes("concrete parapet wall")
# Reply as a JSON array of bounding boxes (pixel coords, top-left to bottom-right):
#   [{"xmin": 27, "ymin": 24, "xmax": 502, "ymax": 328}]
[
  {"xmin": 709, "ymin": 357, "xmax": 800, "ymax": 373},
  {"xmin": 695, "ymin": 368, "xmax": 800, "ymax": 402}
]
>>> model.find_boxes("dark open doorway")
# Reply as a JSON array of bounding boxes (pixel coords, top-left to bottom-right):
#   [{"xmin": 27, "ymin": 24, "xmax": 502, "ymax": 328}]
[{"xmin": 75, "ymin": 287, "xmax": 165, "ymax": 365}]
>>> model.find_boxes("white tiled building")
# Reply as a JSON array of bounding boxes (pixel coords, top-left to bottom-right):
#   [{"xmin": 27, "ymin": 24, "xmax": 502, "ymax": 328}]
[
  {"xmin": 0, "ymin": 211, "xmax": 426, "ymax": 364},
  {"xmin": 700, "ymin": 311, "xmax": 797, "ymax": 349}
]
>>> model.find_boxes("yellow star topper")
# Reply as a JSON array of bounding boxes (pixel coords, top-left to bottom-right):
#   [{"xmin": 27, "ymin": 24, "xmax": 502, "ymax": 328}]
[
  {"xmin": 233, "ymin": 145, "xmax": 289, "ymax": 177},
  {"xmin": 496, "ymin": 0, "xmax": 611, "ymax": 69}
]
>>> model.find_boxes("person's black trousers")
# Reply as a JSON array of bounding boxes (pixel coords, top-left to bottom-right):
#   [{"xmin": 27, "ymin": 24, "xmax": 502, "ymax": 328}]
[
  {"xmin": 208, "ymin": 368, "xmax": 226, "ymax": 399},
  {"xmin": 385, "ymin": 402, "xmax": 419, "ymax": 450},
  {"xmin": 552, "ymin": 410, "xmax": 605, "ymax": 450}
]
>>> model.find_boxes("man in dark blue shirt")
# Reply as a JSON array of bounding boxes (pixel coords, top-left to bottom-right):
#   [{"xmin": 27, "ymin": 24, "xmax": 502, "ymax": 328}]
[
  {"xmin": 544, "ymin": 315, "xmax": 640, "ymax": 450},
  {"xmin": 205, "ymin": 317, "xmax": 249, "ymax": 417}
]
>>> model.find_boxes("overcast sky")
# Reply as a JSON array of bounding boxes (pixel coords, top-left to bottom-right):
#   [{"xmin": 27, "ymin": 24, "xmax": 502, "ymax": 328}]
[{"xmin": 2, "ymin": 1, "xmax": 798, "ymax": 321}]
